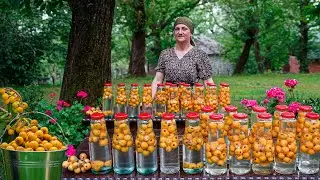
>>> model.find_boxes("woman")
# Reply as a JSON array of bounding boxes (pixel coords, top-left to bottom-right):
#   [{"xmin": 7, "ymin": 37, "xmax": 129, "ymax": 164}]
[{"xmin": 151, "ymin": 17, "xmax": 214, "ymax": 98}]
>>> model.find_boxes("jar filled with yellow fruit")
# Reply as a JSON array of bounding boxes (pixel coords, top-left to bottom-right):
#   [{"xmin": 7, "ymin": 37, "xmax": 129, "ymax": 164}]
[
  {"xmin": 205, "ymin": 83, "xmax": 218, "ymax": 113},
  {"xmin": 127, "ymin": 84, "xmax": 140, "ymax": 118},
  {"xmin": 272, "ymin": 105, "xmax": 288, "ymax": 138},
  {"xmin": 223, "ymin": 105, "xmax": 238, "ymax": 144},
  {"xmin": 102, "ymin": 83, "xmax": 113, "ymax": 117},
  {"xmin": 154, "ymin": 84, "xmax": 167, "ymax": 118},
  {"xmin": 274, "ymin": 112, "xmax": 297, "ymax": 174},
  {"xmin": 200, "ymin": 105, "xmax": 214, "ymax": 143},
  {"xmin": 249, "ymin": 106, "xmax": 266, "ymax": 148},
  {"xmin": 112, "ymin": 113, "xmax": 134, "ymax": 174},
  {"xmin": 167, "ymin": 84, "xmax": 180, "ymax": 117},
  {"xmin": 298, "ymin": 112, "xmax": 320, "ymax": 174},
  {"xmin": 180, "ymin": 83, "xmax": 193, "ymax": 118},
  {"xmin": 183, "ymin": 112, "xmax": 204, "ymax": 174},
  {"xmin": 229, "ymin": 113, "xmax": 251, "ymax": 175},
  {"xmin": 297, "ymin": 105, "xmax": 313, "ymax": 139},
  {"xmin": 252, "ymin": 113, "xmax": 274, "ymax": 175},
  {"xmin": 193, "ymin": 83, "xmax": 205, "ymax": 113},
  {"xmin": 89, "ymin": 113, "xmax": 112, "ymax": 174},
  {"xmin": 115, "ymin": 83, "xmax": 127, "ymax": 114},
  {"xmin": 135, "ymin": 113, "xmax": 157, "ymax": 175},
  {"xmin": 142, "ymin": 84, "xmax": 153, "ymax": 115},
  {"xmin": 218, "ymin": 83, "xmax": 230, "ymax": 111},
  {"xmin": 159, "ymin": 113, "xmax": 180, "ymax": 174},
  {"xmin": 205, "ymin": 113, "xmax": 227, "ymax": 175}
]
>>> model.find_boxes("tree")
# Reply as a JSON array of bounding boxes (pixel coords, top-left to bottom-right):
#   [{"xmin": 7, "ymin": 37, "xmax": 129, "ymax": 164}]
[{"xmin": 60, "ymin": 0, "xmax": 116, "ymax": 105}]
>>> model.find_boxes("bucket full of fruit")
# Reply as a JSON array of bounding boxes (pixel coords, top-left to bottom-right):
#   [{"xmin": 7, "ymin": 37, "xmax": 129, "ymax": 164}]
[{"xmin": 0, "ymin": 111, "xmax": 69, "ymax": 180}]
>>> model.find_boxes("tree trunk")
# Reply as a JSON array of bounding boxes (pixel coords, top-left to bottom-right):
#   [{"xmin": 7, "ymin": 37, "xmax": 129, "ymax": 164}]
[
  {"xmin": 128, "ymin": 0, "xmax": 146, "ymax": 76},
  {"xmin": 234, "ymin": 38, "xmax": 254, "ymax": 74},
  {"xmin": 253, "ymin": 40, "xmax": 264, "ymax": 73},
  {"xmin": 299, "ymin": 21, "xmax": 309, "ymax": 72},
  {"xmin": 264, "ymin": 46, "xmax": 272, "ymax": 71},
  {"xmin": 60, "ymin": 0, "xmax": 115, "ymax": 105}
]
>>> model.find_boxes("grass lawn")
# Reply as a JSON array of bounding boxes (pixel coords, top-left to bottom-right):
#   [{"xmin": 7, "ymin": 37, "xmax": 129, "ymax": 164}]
[{"xmin": 31, "ymin": 73, "xmax": 320, "ymax": 107}]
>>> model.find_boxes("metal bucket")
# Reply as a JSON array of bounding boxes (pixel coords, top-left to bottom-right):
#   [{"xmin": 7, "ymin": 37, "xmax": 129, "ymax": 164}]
[{"xmin": 1, "ymin": 148, "xmax": 66, "ymax": 180}]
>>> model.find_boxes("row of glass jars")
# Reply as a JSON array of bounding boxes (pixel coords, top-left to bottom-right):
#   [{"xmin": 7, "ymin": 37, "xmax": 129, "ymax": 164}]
[
  {"xmin": 89, "ymin": 109, "xmax": 320, "ymax": 175},
  {"xmin": 103, "ymin": 82, "xmax": 231, "ymax": 118}
]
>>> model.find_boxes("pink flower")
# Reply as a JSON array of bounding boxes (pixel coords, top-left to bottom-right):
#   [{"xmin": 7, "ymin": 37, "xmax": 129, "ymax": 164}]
[
  {"xmin": 288, "ymin": 102, "xmax": 301, "ymax": 113},
  {"xmin": 57, "ymin": 100, "xmax": 65, "ymax": 107},
  {"xmin": 284, "ymin": 79, "xmax": 298, "ymax": 88},
  {"xmin": 266, "ymin": 87, "xmax": 286, "ymax": 103},
  {"xmin": 77, "ymin": 91, "xmax": 88, "ymax": 99},
  {"xmin": 49, "ymin": 118, "xmax": 56, "ymax": 124},
  {"xmin": 83, "ymin": 105, "xmax": 91, "ymax": 113},
  {"xmin": 240, "ymin": 99, "xmax": 248, "ymax": 106},
  {"xmin": 263, "ymin": 99, "xmax": 270, "ymax": 104},
  {"xmin": 45, "ymin": 110, "xmax": 52, "ymax": 116},
  {"xmin": 56, "ymin": 106, "xmax": 62, "ymax": 111},
  {"xmin": 240, "ymin": 99, "xmax": 257, "ymax": 108},
  {"xmin": 66, "ymin": 145, "xmax": 77, "ymax": 157}
]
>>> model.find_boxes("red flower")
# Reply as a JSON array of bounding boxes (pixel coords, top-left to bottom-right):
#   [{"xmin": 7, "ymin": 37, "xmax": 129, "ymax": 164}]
[
  {"xmin": 76, "ymin": 91, "xmax": 88, "ymax": 99},
  {"xmin": 49, "ymin": 93, "xmax": 56, "ymax": 98},
  {"xmin": 63, "ymin": 102, "xmax": 71, "ymax": 107},
  {"xmin": 49, "ymin": 118, "xmax": 56, "ymax": 124}
]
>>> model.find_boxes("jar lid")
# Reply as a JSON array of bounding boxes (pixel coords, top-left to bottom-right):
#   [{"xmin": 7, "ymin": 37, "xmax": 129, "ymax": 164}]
[
  {"xmin": 281, "ymin": 112, "xmax": 295, "ymax": 118},
  {"xmin": 201, "ymin": 105, "xmax": 214, "ymax": 112},
  {"xmin": 183, "ymin": 83, "xmax": 191, "ymax": 87},
  {"xmin": 144, "ymin": 84, "xmax": 151, "ymax": 87},
  {"xmin": 118, "ymin": 83, "xmax": 125, "ymax": 87},
  {"xmin": 195, "ymin": 83, "xmax": 203, "ymax": 87},
  {"xmin": 275, "ymin": 105, "xmax": 288, "ymax": 111},
  {"xmin": 253, "ymin": 106, "xmax": 266, "ymax": 113},
  {"xmin": 157, "ymin": 83, "xmax": 164, "ymax": 87},
  {"xmin": 220, "ymin": 83, "xmax": 229, "ymax": 87},
  {"xmin": 131, "ymin": 83, "xmax": 138, "ymax": 87},
  {"xmin": 299, "ymin": 105, "xmax": 312, "ymax": 112},
  {"xmin": 225, "ymin": 105, "xmax": 237, "ymax": 112},
  {"xmin": 306, "ymin": 112, "xmax": 319, "ymax": 120},
  {"xmin": 138, "ymin": 112, "xmax": 151, "ymax": 120},
  {"xmin": 162, "ymin": 113, "xmax": 175, "ymax": 120},
  {"xmin": 91, "ymin": 112, "xmax": 104, "ymax": 120},
  {"xmin": 206, "ymin": 83, "xmax": 216, "ymax": 86},
  {"xmin": 165, "ymin": 82, "xmax": 172, "ymax": 86},
  {"xmin": 179, "ymin": 82, "xmax": 185, "ymax": 86},
  {"xmin": 114, "ymin": 113, "xmax": 128, "ymax": 120},
  {"xmin": 186, "ymin": 112, "xmax": 200, "ymax": 119},
  {"xmin": 233, "ymin": 113, "xmax": 248, "ymax": 119},
  {"xmin": 170, "ymin": 84, "xmax": 178, "ymax": 87},
  {"xmin": 104, "ymin": 83, "xmax": 112, "ymax": 86},
  {"xmin": 209, "ymin": 114, "xmax": 223, "ymax": 120},
  {"xmin": 258, "ymin": 113, "xmax": 272, "ymax": 119}
]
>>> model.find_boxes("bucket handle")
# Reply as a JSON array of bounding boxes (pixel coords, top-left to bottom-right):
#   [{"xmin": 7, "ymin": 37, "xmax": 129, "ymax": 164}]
[{"xmin": 0, "ymin": 111, "xmax": 69, "ymax": 145}]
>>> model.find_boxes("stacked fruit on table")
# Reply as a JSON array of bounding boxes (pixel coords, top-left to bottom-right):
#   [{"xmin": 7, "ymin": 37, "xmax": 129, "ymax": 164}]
[
  {"xmin": 62, "ymin": 153, "xmax": 92, "ymax": 174},
  {"xmin": 0, "ymin": 119, "xmax": 66, "ymax": 151}
]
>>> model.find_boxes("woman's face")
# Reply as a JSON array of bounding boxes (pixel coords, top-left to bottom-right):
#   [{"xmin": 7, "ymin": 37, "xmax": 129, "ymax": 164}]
[{"xmin": 174, "ymin": 24, "xmax": 191, "ymax": 44}]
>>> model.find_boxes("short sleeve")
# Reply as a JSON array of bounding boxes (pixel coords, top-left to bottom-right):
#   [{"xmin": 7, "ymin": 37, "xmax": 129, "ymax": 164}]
[
  {"xmin": 197, "ymin": 51, "xmax": 213, "ymax": 80},
  {"xmin": 154, "ymin": 50, "xmax": 166, "ymax": 73}
]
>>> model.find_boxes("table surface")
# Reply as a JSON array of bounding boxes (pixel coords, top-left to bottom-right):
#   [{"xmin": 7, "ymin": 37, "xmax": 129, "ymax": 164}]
[{"xmin": 62, "ymin": 121, "xmax": 320, "ymax": 180}]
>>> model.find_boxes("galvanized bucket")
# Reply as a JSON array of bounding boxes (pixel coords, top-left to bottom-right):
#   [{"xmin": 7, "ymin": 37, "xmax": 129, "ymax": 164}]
[{"xmin": 0, "ymin": 112, "xmax": 68, "ymax": 180}]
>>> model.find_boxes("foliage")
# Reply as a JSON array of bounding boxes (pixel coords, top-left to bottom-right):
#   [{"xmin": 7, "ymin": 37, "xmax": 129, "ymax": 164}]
[
  {"xmin": 19, "ymin": 85, "xmax": 44, "ymax": 110},
  {"xmin": 303, "ymin": 98, "xmax": 320, "ymax": 114},
  {"xmin": 34, "ymin": 99, "xmax": 89, "ymax": 147}
]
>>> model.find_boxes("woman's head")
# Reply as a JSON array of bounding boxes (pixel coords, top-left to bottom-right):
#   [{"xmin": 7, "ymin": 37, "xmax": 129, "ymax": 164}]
[{"xmin": 174, "ymin": 17, "xmax": 195, "ymax": 46}]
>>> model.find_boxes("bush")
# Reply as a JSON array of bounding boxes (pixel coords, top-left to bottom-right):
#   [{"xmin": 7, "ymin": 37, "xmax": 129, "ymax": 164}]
[{"xmin": 302, "ymin": 98, "xmax": 320, "ymax": 114}]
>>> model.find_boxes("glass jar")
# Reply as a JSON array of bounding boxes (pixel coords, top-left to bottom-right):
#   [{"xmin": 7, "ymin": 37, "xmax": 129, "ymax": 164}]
[
  {"xmin": 200, "ymin": 105, "xmax": 213, "ymax": 143},
  {"xmin": 167, "ymin": 84, "xmax": 180, "ymax": 117},
  {"xmin": 164, "ymin": 82, "xmax": 172, "ymax": 100},
  {"xmin": 115, "ymin": 84, "xmax": 127, "ymax": 114},
  {"xmin": 297, "ymin": 105, "xmax": 313, "ymax": 139},
  {"xmin": 102, "ymin": 83, "xmax": 113, "ymax": 117},
  {"xmin": 193, "ymin": 83, "xmax": 205, "ymax": 113},
  {"xmin": 229, "ymin": 113, "xmax": 251, "ymax": 175},
  {"xmin": 142, "ymin": 84, "xmax": 153, "ymax": 115},
  {"xmin": 223, "ymin": 105, "xmax": 238, "ymax": 142},
  {"xmin": 218, "ymin": 83, "xmax": 230, "ymax": 111},
  {"xmin": 274, "ymin": 112, "xmax": 297, "ymax": 174},
  {"xmin": 252, "ymin": 113, "xmax": 274, "ymax": 175},
  {"xmin": 154, "ymin": 83, "xmax": 167, "ymax": 118},
  {"xmin": 177, "ymin": 82, "xmax": 185, "ymax": 100},
  {"xmin": 89, "ymin": 113, "xmax": 112, "ymax": 174},
  {"xmin": 205, "ymin": 83, "xmax": 218, "ymax": 113},
  {"xmin": 112, "ymin": 113, "xmax": 134, "ymax": 174},
  {"xmin": 249, "ymin": 106, "xmax": 267, "ymax": 148},
  {"xmin": 180, "ymin": 83, "xmax": 193, "ymax": 118},
  {"xmin": 159, "ymin": 113, "xmax": 180, "ymax": 174},
  {"xmin": 183, "ymin": 112, "xmax": 204, "ymax": 174},
  {"xmin": 127, "ymin": 84, "xmax": 140, "ymax": 118},
  {"xmin": 205, "ymin": 114, "xmax": 227, "ymax": 175},
  {"xmin": 135, "ymin": 113, "xmax": 157, "ymax": 175},
  {"xmin": 298, "ymin": 112, "xmax": 320, "ymax": 174},
  {"xmin": 272, "ymin": 105, "xmax": 288, "ymax": 138}
]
